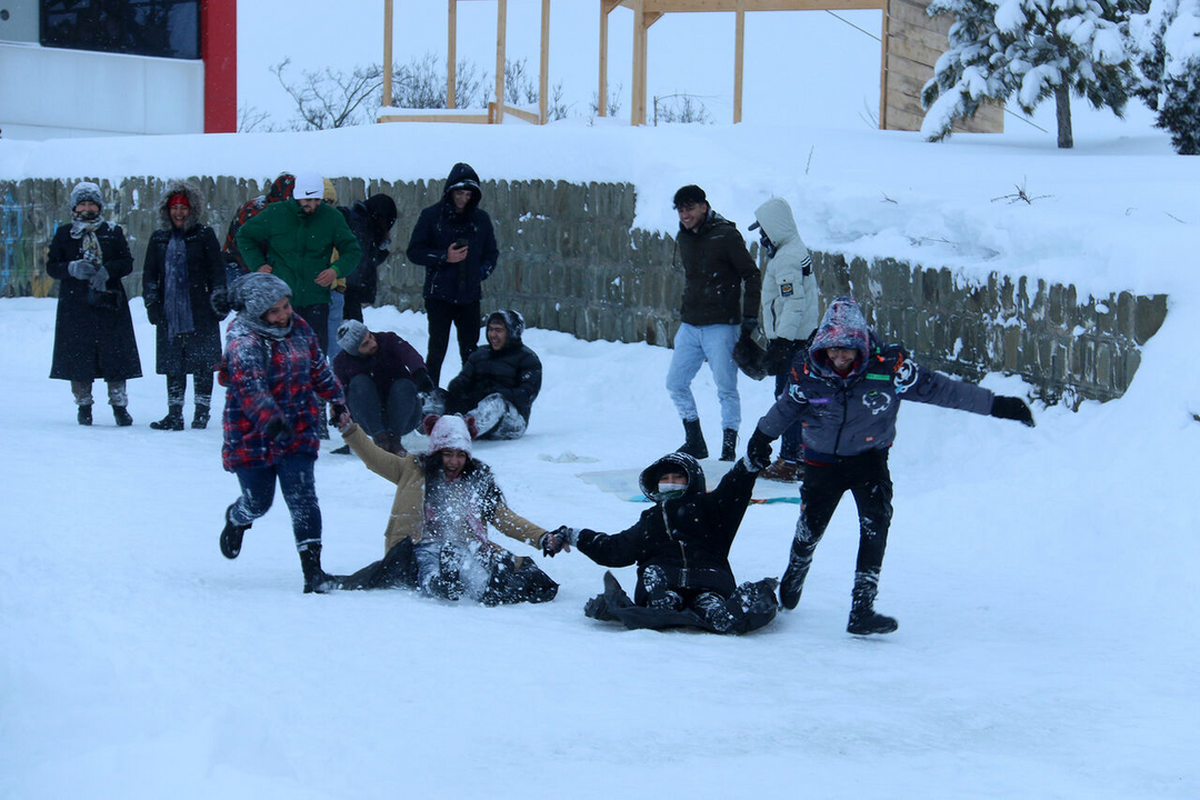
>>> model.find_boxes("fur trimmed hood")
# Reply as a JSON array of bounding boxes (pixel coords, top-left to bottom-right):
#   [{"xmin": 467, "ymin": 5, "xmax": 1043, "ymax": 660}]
[{"xmin": 157, "ymin": 180, "xmax": 206, "ymax": 228}]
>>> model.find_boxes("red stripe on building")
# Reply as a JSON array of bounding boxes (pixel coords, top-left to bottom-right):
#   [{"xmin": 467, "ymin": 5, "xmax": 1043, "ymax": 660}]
[{"xmin": 202, "ymin": 0, "xmax": 237, "ymax": 133}]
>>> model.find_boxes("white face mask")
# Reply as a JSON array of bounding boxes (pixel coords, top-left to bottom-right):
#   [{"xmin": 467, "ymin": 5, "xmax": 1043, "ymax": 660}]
[{"xmin": 657, "ymin": 482, "xmax": 687, "ymax": 498}]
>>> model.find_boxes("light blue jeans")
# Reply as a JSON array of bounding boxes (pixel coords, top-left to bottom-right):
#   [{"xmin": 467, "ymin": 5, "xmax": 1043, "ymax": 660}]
[{"xmin": 665, "ymin": 322, "xmax": 740, "ymax": 431}]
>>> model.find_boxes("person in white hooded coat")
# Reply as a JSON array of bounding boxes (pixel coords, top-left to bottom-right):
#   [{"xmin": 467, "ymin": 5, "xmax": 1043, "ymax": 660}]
[{"xmin": 750, "ymin": 197, "xmax": 819, "ymax": 481}]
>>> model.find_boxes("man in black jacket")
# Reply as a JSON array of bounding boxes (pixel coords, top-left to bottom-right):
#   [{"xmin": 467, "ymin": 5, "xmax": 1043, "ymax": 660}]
[
  {"xmin": 405, "ymin": 162, "xmax": 499, "ymax": 387},
  {"xmin": 667, "ymin": 185, "xmax": 761, "ymax": 462},
  {"xmin": 541, "ymin": 453, "xmax": 778, "ymax": 635},
  {"xmin": 338, "ymin": 194, "xmax": 398, "ymax": 323},
  {"xmin": 432, "ymin": 309, "xmax": 541, "ymax": 440}
]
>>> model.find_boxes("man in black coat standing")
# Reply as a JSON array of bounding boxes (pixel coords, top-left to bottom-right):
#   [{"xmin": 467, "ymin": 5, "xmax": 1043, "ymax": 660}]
[
  {"xmin": 433, "ymin": 309, "xmax": 540, "ymax": 441},
  {"xmin": 338, "ymin": 193, "xmax": 398, "ymax": 323},
  {"xmin": 405, "ymin": 162, "xmax": 499, "ymax": 387}
]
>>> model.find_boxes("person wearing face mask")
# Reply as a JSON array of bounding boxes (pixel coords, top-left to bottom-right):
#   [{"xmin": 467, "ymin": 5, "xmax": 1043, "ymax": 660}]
[
  {"xmin": 541, "ymin": 453, "xmax": 779, "ymax": 635},
  {"xmin": 141, "ymin": 182, "xmax": 226, "ymax": 431},
  {"xmin": 47, "ymin": 181, "xmax": 142, "ymax": 427},
  {"xmin": 215, "ymin": 273, "xmax": 349, "ymax": 594}
]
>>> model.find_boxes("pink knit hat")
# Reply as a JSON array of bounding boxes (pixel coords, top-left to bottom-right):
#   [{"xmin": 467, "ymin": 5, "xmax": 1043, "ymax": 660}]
[{"xmin": 424, "ymin": 414, "xmax": 475, "ymax": 455}]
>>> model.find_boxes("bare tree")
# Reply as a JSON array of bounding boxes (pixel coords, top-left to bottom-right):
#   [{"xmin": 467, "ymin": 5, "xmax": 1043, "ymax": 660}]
[
  {"xmin": 272, "ymin": 58, "xmax": 383, "ymax": 131},
  {"xmin": 653, "ymin": 93, "xmax": 713, "ymax": 125},
  {"xmin": 237, "ymin": 103, "xmax": 275, "ymax": 133}
]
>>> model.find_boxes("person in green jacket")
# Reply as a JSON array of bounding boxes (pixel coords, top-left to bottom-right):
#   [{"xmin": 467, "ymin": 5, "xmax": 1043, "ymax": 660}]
[{"xmin": 235, "ymin": 170, "xmax": 362, "ymax": 354}]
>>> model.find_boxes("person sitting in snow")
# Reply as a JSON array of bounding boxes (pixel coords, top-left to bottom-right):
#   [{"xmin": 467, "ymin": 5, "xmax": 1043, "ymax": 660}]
[
  {"xmin": 541, "ymin": 453, "xmax": 779, "ymax": 635},
  {"xmin": 745, "ymin": 296, "xmax": 1036, "ymax": 635},
  {"xmin": 333, "ymin": 411, "xmax": 559, "ymax": 605},
  {"xmin": 426, "ymin": 309, "xmax": 542, "ymax": 441}
]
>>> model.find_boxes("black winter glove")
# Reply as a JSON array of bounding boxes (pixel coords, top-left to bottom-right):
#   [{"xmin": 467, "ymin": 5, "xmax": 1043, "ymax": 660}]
[
  {"xmin": 541, "ymin": 526, "xmax": 575, "ymax": 557},
  {"xmin": 210, "ymin": 286, "xmax": 233, "ymax": 318},
  {"xmin": 264, "ymin": 417, "xmax": 294, "ymax": 443},
  {"xmin": 146, "ymin": 303, "xmax": 165, "ymax": 326},
  {"xmin": 741, "ymin": 316, "xmax": 759, "ymax": 336},
  {"xmin": 746, "ymin": 428, "xmax": 775, "ymax": 472},
  {"xmin": 329, "ymin": 402, "xmax": 351, "ymax": 430},
  {"xmin": 990, "ymin": 396, "xmax": 1036, "ymax": 428}
]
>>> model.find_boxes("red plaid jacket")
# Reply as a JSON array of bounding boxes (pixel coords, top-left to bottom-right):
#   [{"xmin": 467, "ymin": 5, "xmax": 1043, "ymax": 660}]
[{"xmin": 219, "ymin": 315, "xmax": 344, "ymax": 471}]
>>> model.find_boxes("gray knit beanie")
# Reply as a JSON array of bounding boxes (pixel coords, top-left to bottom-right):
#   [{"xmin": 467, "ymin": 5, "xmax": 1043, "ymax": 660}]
[
  {"xmin": 70, "ymin": 181, "xmax": 104, "ymax": 211},
  {"xmin": 336, "ymin": 320, "xmax": 369, "ymax": 354}
]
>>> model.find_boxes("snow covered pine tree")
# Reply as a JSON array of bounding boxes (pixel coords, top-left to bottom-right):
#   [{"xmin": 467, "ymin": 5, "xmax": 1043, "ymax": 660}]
[
  {"xmin": 922, "ymin": 0, "xmax": 1129, "ymax": 147},
  {"xmin": 1129, "ymin": 0, "xmax": 1200, "ymax": 154}
]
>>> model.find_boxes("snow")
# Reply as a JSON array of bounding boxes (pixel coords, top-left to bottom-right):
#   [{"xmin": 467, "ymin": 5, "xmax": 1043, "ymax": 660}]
[{"xmin": 3, "ymin": 3, "xmax": 1200, "ymax": 798}]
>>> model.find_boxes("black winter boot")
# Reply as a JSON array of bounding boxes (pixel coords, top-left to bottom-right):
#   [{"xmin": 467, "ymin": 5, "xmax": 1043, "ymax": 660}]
[
  {"xmin": 779, "ymin": 541, "xmax": 814, "ymax": 610},
  {"xmin": 220, "ymin": 504, "xmax": 251, "ymax": 559},
  {"xmin": 720, "ymin": 429, "xmax": 738, "ymax": 461},
  {"xmin": 150, "ymin": 405, "xmax": 185, "ymax": 431},
  {"xmin": 191, "ymin": 406, "xmax": 211, "ymax": 429},
  {"xmin": 299, "ymin": 544, "xmax": 339, "ymax": 594},
  {"xmin": 77, "ymin": 405, "xmax": 93, "ymax": 426},
  {"xmin": 847, "ymin": 570, "xmax": 897, "ymax": 635},
  {"xmin": 676, "ymin": 418, "xmax": 708, "ymax": 460},
  {"xmin": 112, "ymin": 406, "xmax": 133, "ymax": 427}
]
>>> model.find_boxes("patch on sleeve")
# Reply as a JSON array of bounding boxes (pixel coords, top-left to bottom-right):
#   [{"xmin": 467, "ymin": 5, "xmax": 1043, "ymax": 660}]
[{"xmin": 779, "ymin": 281, "xmax": 793, "ymax": 297}]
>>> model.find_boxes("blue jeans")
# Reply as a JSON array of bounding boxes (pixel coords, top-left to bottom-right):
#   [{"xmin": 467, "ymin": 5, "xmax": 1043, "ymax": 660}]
[
  {"xmin": 231, "ymin": 455, "xmax": 321, "ymax": 552},
  {"xmin": 347, "ymin": 374, "xmax": 423, "ymax": 439},
  {"xmin": 665, "ymin": 322, "xmax": 740, "ymax": 431}
]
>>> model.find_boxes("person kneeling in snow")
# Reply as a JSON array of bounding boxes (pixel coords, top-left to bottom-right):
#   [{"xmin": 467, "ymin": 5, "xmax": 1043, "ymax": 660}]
[
  {"xmin": 541, "ymin": 453, "xmax": 778, "ymax": 634},
  {"xmin": 334, "ymin": 411, "xmax": 558, "ymax": 605}
]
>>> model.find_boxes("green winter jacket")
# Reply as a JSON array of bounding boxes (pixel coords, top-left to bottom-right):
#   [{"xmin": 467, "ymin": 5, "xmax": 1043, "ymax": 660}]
[{"xmin": 236, "ymin": 201, "xmax": 362, "ymax": 308}]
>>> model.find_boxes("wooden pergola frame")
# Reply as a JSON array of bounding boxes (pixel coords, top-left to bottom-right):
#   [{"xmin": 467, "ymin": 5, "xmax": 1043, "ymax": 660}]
[
  {"xmin": 599, "ymin": 0, "xmax": 891, "ymax": 127},
  {"xmin": 378, "ymin": 0, "xmax": 552, "ymax": 124}
]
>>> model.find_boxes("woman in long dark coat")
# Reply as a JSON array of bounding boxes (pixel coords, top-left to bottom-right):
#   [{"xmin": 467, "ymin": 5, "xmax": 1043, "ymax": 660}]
[
  {"xmin": 141, "ymin": 181, "xmax": 226, "ymax": 430},
  {"xmin": 47, "ymin": 181, "xmax": 142, "ymax": 426}
]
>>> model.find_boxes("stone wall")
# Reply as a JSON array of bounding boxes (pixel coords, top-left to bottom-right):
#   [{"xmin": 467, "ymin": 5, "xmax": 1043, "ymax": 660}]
[{"xmin": 0, "ymin": 175, "xmax": 1167, "ymax": 404}]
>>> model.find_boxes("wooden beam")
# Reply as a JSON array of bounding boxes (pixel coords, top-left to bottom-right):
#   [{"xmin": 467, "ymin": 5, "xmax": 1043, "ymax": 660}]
[
  {"xmin": 879, "ymin": 0, "xmax": 889, "ymax": 128},
  {"xmin": 495, "ymin": 0, "xmax": 507, "ymax": 122},
  {"xmin": 540, "ymin": 0, "xmax": 550, "ymax": 123},
  {"xmin": 599, "ymin": 1, "xmax": 612, "ymax": 116},
  {"xmin": 626, "ymin": 0, "xmax": 885, "ymax": 10},
  {"xmin": 448, "ymin": 0, "xmax": 457, "ymax": 108},
  {"xmin": 378, "ymin": 112, "xmax": 492, "ymax": 124},
  {"xmin": 383, "ymin": 0, "xmax": 393, "ymax": 108},
  {"xmin": 632, "ymin": 1, "xmax": 645, "ymax": 125},
  {"xmin": 733, "ymin": 2, "xmax": 744, "ymax": 123}
]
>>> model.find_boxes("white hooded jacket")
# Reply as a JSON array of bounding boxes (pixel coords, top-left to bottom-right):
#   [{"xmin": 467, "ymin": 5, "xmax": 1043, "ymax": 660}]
[{"xmin": 754, "ymin": 197, "xmax": 819, "ymax": 342}]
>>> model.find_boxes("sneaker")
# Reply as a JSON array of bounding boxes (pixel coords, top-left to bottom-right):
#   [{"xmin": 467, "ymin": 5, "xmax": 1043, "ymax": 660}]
[
  {"xmin": 847, "ymin": 608, "xmax": 899, "ymax": 635},
  {"xmin": 77, "ymin": 406, "xmax": 93, "ymax": 426},
  {"xmin": 112, "ymin": 406, "xmax": 133, "ymax": 427},
  {"xmin": 219, "ymin": 504, "xmax": 251, "ymax": 559},
  {"xmin": 760, "ymin": 458, "xmax": 803, "ymax": 482}
]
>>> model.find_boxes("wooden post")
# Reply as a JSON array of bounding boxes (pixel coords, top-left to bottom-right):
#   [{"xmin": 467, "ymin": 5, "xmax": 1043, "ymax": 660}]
[
  {"xmin": 382, "ymin": 0, "xmax": 393, "ymax": 109},
  {"xmin": 879, "ymin": 0, "xmax": 889, "ymax": 129},
  {"xmin": 599, "ymin": 2, "xmax": 610, "ymax": 117},
  {"xmin": 632, "ymin": 2, "xmax": 645, "ymax": 126},
  {"xmin": 539, "ymin": 0, "xmax": 550, "ymax": 123},
  {"xmin": 448, "ymin": 0, "xmax": 457, "ymax": 108},
  {"xmin": 734, "ymin": 2, "xmax": 744, "ymax": 124},
  {"xmin": 495, "ymin": 0, "xmax": 507, "ymax": 121}
]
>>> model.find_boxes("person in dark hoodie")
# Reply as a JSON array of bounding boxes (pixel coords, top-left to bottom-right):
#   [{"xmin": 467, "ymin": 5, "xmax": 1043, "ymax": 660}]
[
  {"xmin": 405, "ymin": 162, "xmax": 500, "ymax": 387},
  {"xmin": 667, "ymin": 184, "xmax": 761, "ymax": 462},
  {"xmin": 431, "ymin": 309, "xmax": 541, "ymax": 440},
  {"xmin": 141, "ymin": 181, "xmax": 226, "ymax": 431},
  {"xmin": 541, "ymin": 453, "xmax": 778, "ymax": 635},
  {"xmin": 745, "ymin": 296, "xmax": 1036, "ymax": 635},
  {"xmin": 338, "ymin": 193, "xmax": 398, "ymax": 323}
]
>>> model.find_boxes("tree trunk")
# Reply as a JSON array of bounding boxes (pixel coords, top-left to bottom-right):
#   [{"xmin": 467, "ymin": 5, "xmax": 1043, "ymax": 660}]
[{"xmin": 1055, "ymin": 83, "xmax": 1073, "ymax": 149}]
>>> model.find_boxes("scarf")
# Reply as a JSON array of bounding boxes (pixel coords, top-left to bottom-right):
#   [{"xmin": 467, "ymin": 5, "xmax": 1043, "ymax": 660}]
[{"xmin": 164, "ymin": 229, "xmax": 194, "ymax": 338}]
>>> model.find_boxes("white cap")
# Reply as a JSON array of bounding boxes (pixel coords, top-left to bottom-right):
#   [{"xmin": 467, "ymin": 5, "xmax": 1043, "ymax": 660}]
[{"xmin": 292, "ymin": 171, "xmax": 324, "ymax": 201}]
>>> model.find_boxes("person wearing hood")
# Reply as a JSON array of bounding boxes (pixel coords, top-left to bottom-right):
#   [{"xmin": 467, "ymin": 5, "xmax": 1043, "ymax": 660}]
[
  {"xmin": 235, "ymin": 170, "xmax": 362, "ymax": 356},
  {"xmin": 222, "ymin": 172, "xmax": 294, "ymax": 283},
  {"xmin": 333, "ymin": 412, "xmax": 558, "ymax": 605},
  {"xmin": 745, "ymin": 297, "xmax": 1036, "ymax": 635},
  {"xmin": 667, "ymin": 184, "xmax": 762, "ymax": 462},
  {"xmin": 47, "ymin": 180, "xmax": 142, "ymax": 427},
  {"xmin": 541, "ymin": 453, "xmax": 778, "ymax": 635},
  {"xmin": 338, "ymin": 193, "xmax": 398, "ymax": 323},
  {"xmin": 748, "ymin": 196, "xmax": 819, "ymax": 482},
  {"xmin": 405, "ymin": 162, "xmax": 500, "ymax": 387},
  {"xmin": 216, "ymin": 273, "xmax": 349, "ymax": 594},
  {"xmin": 141, "ymin": 182, "xmax": 226, "ymax": 431},
  {"xmin": 433, "ymin": 309, "xmax": 542, "ymax": 440}
]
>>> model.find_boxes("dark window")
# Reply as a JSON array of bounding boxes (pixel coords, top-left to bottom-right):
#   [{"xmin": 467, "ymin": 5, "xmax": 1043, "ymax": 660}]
[{"xmin": 41, "ymin": 0, "xmax": 200, "ymax": 60}]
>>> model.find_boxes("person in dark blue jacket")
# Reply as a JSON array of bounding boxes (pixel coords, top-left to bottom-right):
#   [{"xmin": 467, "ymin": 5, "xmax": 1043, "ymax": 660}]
[
  {"xmin": 746, "ymin": 296, "xmax": 1035, "ymax": 635},
  {"xmin": 405, "ymin": 163, "xmax": 499, "ymax": 387}
]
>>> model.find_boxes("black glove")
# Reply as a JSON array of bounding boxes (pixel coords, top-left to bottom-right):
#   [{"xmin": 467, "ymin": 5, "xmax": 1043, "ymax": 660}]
[
  {"xmin": 264, "ymin": 417, "xmax": 294, "ymax": 443},
  {"xmin": 990, "ymin": 396, "xmax": 1035, "ymax": 428},
  {"xmin": 146, "ymin": 303, "xmax": 165, "ymax": 326},
  {"xmin": 746, "ymin": 428, "xmax": 774, "ymax": 472},
  {"xmin": 329, "ymin": 402, "xmax": 350, "ymax": 430},
  {"xmin": 541, "ymin": 526, "xmax": 574, "ymax": 557},
  {"xmin": 741, "ymin": 316, "xmax": 758, "ymax": 336},
  {"xmin": 210, "ymin": 286, "xmax": 232, "ymax": 317}
]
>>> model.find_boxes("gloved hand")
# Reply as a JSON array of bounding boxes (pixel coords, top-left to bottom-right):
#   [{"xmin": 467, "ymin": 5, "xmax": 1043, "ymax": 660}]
[
  {"xmin": 146, "ymin": 303, "xmax": 165, "ymax": 326},
  {"xmin": 541, "ymin": 526, "xmax": 575, "ymax": 557},
  {"xmin": 210, "ymin": 286, "xmax": 232, "ymax": 317},
  {"xmin": 264, "ymin": 417, "xmax": 294, "ymax": 443},
  {"xmin": 329, "ymin": 402, "xmax": 351, "ymax": 431},
  {"xmin": 990, "ymin": 396, "xmax": 1036, "ymax": 428},
  {"xmin": 741, "ymin": 316, "xmax": 758, "ymax": 336},
  {"xmin": 68, "ymin": 259, "xmax": 98, "ymax": 280},
  {"xmin": 88, "ymin": 266, "xmax": 110, "ymax": 292},
  {"xmin": 746, "ymin": 427, "xmax": 775, "ymax": 472}
]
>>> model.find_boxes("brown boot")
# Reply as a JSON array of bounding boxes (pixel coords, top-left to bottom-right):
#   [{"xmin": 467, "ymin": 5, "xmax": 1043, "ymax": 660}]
[{"xmin": 759, "ymin": 458, "xmax": 803, "ymax": 482}]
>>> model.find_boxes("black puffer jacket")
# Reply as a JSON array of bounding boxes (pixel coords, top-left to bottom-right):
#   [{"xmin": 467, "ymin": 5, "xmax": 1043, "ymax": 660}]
[
  {"xmin": 339, "ymin": 194, "xmax": 397, "ymax": 304},
  {"xmin": 445, "ymin": 310, "xmax": 542, "ymax": 422},
  {"xmin": 405, "ymin": 162, "xmax": 499, "ymax": 305},
  {"xmin": 676, "ymin": 209, "xmax": 761, "ymax": 327},
  {"xmin": 575, "ymin": 455, "xmax": 757, "ymax": 603}
]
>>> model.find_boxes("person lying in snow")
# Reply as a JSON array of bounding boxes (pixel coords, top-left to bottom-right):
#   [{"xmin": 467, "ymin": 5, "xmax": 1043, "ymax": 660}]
[
  {"xmin": 541, "ymin": 453, "xmax": 778, "ymax": 634},
  {"xmin": 333, "ymin": 411, "xmax": 558, "ymax": 605}
]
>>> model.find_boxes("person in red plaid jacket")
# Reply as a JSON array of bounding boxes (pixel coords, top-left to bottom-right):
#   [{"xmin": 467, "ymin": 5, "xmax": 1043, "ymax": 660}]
[{"xmin": 215, "ymin": 272, "xmax": 348, "ymax": 593}]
